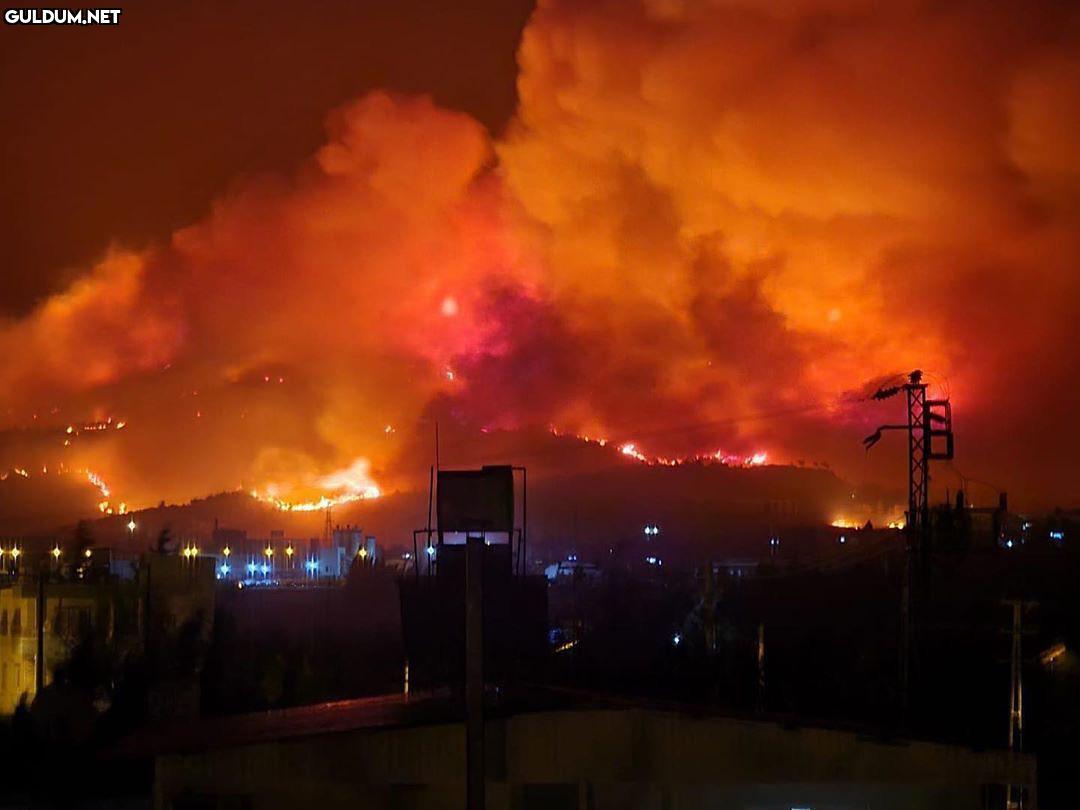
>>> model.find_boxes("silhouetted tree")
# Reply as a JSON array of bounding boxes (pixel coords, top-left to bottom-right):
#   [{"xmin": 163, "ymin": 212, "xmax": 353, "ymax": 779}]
[{"xmin": 155, "ymin": 527, "xmax": 172, "ymax": 554}]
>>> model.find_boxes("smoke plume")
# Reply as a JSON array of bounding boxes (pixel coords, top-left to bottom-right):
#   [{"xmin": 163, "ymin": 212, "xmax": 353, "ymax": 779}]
[{"xmin": 2, "ymin": 0, "xmax": 1078, "ymax": 511}]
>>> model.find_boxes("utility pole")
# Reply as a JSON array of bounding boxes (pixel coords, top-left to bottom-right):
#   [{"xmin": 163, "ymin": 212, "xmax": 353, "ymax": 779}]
[
  {"xmin": 906, "ymin": 375, "xmax": 929, "ymax": 531},
  {"xmin": 756, "ymin": 622, "xmax": 766, "ymax": 714},
  {"xmin": 1007, "ymin": 600, "xmax": 1023, "ymax": 752},
  {"xmin": 35, "ymin": 570, "xmax": 45, "ymax": 695},
  {"xmin": 864, "ymin": 370, "xmax": 954, "ymax": 720},
  {"xmin": 1004, "ymin": 598, "xmax": 1032, "ymax": 810},
  {"xmin": 465, "ymin": 534, "xmax": 485, "ymax": 810}
]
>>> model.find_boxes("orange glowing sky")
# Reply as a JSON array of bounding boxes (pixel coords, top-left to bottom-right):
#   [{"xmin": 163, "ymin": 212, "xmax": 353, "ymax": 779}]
[{"xmin": 1, "ymin": 0, "xmax": 1078, "ymax": 512}]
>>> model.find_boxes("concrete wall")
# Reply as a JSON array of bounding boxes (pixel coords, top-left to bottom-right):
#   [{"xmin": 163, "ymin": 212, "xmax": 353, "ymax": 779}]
[
  {"xmin": 154, "ymin": 708, "xmax": 1035, "ymax": 809},
  {"xmin": 0, "ymin": 579, "xmax": 116, "ymax": 714},
  {"xmin": 0, "ymin": 582, "xmax": 37, "ymax": 713}
]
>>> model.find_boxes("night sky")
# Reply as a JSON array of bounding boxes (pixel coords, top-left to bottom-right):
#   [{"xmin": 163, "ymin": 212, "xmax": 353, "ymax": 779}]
[{"xmin": 0, "ymin": 0, "xmax": 532, "ymax": 313}]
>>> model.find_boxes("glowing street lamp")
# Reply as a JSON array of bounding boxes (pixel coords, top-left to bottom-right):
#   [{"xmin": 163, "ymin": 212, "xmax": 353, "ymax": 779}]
[
  {"xmin": 51, "ymin": 545, "xmax": 62, "ymax": 560},
  {"xmin": 10, "ymin": 547, "xmax": 20, "ymax": 561},
  {"xmin": 222, "ymin": 546, "xmax": 231, "ymax": 557},
  {"xmin": 127, "ymin": 519, "xmax": 136, "ymax": 535}
]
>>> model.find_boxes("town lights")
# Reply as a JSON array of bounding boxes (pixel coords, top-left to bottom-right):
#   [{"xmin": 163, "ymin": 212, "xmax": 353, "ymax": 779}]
[
  {"xmin": 84, "ymin": 548, "xmax": 93, "ymax": 558},
  {"xmin": 264, "ymin": 546, "xmax": 273, "ymax": 558},
  {"xmin": 10, "ymin": 548, "xmax": 20, "ymax": 560},
  {"xmin": 52, "ymin": 546, "xmax": 62, "ymax": 559},
  {"xmin": 285, "ymin": 545, "xmax": 294, "ymax": 557},
  {"xmin": 358, "ymin": 548, "xmax": 368, "ymax": 560},
  {"xmin": 223, "ymin": 546, "xmax": 231, "ymax": 557},
  {"xmin": 643, "ymin": 524, "xmax": 660, "ymax": 537},
  {"xmin": 305, "ymin": 559, "xmax": 317, "ymax": 573},
  {"xmin": 127, "ymin": 519, "xmax": 136, "ymax": 533}
]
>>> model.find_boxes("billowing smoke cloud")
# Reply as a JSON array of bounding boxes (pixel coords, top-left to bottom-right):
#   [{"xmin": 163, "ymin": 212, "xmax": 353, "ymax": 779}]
[
  {"xmin": 2, "ymin": 0, "xmax": 1079, "ymax": 511},
  {"xmin": 495, "ymin": 0, "xmax": 1080, "ymax": 504}
]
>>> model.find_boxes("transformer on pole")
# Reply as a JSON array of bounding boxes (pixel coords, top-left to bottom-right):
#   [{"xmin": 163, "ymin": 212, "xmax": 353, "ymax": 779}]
[
  {"xmin": 864, "ymin": 370, "xmax": 954, "ymax": 531},
  {"xmin": 863, "ymin": 369, "xmax": 954, "ymax": 719}
]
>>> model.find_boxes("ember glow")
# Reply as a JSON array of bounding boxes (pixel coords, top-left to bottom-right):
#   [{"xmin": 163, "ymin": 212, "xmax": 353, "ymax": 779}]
[
  {"xmin": 1, "ymin": 463, "xmax": 128, "ymax": 515},
  {"xmin": 1, "ymin": 0, "xmax": 1079, "ymax": 512},
  {"xmin": 250, "ymin": 457, "xmax": 381, "ymax": 513},
  {"xmin": 552, "ymin": 428, "xmax": 768, "ymax": 469},
  {"xmin": 832, "ymin": 516, "xmax": 905, "ymax": 531}
]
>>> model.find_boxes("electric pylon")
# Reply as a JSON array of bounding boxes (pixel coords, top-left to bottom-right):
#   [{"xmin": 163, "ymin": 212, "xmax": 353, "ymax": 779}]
[{"xmin": 863, "ymin": 369, "xmax": 954, "ymax": 719}]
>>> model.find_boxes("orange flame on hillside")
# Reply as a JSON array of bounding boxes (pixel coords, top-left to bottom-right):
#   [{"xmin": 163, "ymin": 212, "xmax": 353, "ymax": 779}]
[
  {"xmin": 249, "ymin": 457, "xmax": 382, "ymax": 512},
  {"xmin": 553, "ymin": 428, "xmax": 769, "ymax": 469}
]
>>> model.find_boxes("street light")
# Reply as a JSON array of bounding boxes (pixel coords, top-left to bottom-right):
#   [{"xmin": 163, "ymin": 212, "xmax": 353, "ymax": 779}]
[
  {"xmin": 127, "ymin": 519, "xmax": 136, "ymax": 534},
  {"xmin": 52, "ymin": 545, "xmax": 62, "ymax": 560}
]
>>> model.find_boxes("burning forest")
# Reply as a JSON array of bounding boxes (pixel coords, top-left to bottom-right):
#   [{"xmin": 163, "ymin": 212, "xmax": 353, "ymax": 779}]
[{"xmin": 2, "ymin": 0, "xmax": 1079, "ymax": 521}]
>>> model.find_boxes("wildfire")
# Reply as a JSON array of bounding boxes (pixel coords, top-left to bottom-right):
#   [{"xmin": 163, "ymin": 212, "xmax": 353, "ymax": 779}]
[
  {"xmin": 552, "ymin": 427, "xmax": 768, "ymax": 469},
  {"xmin": 85, "ymin": 469, "xmax": 127, "ymax": 514},
  {"xmin": 831, "ymin": 515, "xmax": 906, "ymax": 531},
  {"xmin": 86, "ymin": 469, "xmax": 110, "ymax": 498},
  {"xmin": 830, "ymin": 518, "xmax": 863, "ymax": 530},
  {"xmin": 65, "ymin": 417, "xmax": 126, "ymax": 435},
  {"xmin": 249, "ymin": 457, "xmax": 382, "ymax": 512},
  {"xmin": 1, "ymin": 462, "xmax": 128, "ymax": 514}
]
